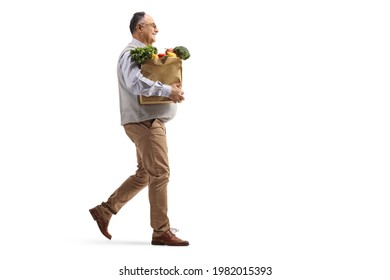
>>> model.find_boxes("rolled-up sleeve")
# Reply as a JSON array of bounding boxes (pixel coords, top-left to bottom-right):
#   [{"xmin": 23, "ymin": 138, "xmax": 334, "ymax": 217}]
[{"xmin": 119, "ymin": 51, "xmax": 171, "ymax": 97}]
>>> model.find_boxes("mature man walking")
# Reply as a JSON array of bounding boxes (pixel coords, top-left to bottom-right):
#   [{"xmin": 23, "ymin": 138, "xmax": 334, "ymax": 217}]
[{"xmin": 89, "ymin": 11, "xmax": 189, "ymax": 246}]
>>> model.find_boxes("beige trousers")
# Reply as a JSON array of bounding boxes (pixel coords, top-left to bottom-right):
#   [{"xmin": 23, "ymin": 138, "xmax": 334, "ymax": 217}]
[{"xmin": 102, "ymin": 119, "xmax": 170, "ymax": 236}]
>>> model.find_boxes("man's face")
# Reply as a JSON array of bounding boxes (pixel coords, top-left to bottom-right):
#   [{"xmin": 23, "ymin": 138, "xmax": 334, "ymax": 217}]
[{"xmin": 138, "ymin": 15, "xmax": 158, "ymax": 45}]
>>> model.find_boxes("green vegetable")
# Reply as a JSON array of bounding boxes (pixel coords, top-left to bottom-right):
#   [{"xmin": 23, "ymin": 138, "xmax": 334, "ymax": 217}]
[
  {"xmin": 173, "ymin": 46, "xmax": 190, "ymax": 60},
  {"xmin": 130, "ymin": 45, "xmax": 158, "ymax": 65}
]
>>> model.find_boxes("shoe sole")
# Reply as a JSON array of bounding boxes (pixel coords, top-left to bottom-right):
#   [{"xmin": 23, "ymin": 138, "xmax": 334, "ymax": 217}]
[
  {"xmin": 151, "ymin": 241, "xmax": 165, "ymax": 245},
  {"xmin": 151, "ymin": 241, "xmax": 189, "ymax": 246}
]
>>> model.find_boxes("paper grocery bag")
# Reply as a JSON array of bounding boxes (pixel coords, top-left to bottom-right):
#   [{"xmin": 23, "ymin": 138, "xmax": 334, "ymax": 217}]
[{"xmin": 139, "ymin": 57, "xmax": 182, "ymax": 105}]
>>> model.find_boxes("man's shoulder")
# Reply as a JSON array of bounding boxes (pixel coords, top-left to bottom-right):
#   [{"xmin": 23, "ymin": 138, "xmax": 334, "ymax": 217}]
[
  {"xmin": 118, "ymin": 43, "xmax": 133, "ymax": 59},
  {"xmin": 118, "ymin": 39, "xmax": 144, "ymax": 61},
  {"xmin": 119, "ymin": 42, "xmax": 139, "ymax": 55}
]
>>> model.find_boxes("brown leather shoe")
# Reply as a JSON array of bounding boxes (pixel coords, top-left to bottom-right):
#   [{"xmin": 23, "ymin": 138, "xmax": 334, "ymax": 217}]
[
  {"xmin": 89, "ymin": 207, "xmax": 112, "ymax": 240},
  {"xmin": 151, "ymin": 229, "xmax": 189, "ymax": 246}
]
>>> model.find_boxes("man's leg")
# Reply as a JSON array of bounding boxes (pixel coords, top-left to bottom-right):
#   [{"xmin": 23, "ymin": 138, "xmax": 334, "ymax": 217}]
[
  {"xmin": 124, "ymin": 119, "xmax": 171, "ymax": 236},
  {"xmin": 103, "ymin": 150, "xmax": 149, "ymax": 214},
  {"xmin": 126, "ymin": 119, "xmax": 188, "ymax": 245},
  {"xmin": 90, "ymin": 128, "xmax": 150, "ymax": 240},
  {"xmin": 90, "ymin": 119, "xmax": 188, "ymax": 245}
]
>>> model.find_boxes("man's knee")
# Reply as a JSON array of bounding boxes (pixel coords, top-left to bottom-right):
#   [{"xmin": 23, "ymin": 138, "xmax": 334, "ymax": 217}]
[{"xmin": 147, "ymin": 168, "xmax": 170, "ymax": 182}]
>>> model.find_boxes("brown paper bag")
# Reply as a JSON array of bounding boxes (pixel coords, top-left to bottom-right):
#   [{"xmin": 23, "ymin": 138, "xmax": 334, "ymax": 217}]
[{"xmin": 139, "ymin": 57, "xmax": 182, "ymax": 105}]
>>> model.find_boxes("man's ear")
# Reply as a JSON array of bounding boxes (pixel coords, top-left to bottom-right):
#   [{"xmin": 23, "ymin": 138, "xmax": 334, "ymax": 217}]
[{"xmin": 137, "ymin": 23, "xmax": 143, "ymax": 33}]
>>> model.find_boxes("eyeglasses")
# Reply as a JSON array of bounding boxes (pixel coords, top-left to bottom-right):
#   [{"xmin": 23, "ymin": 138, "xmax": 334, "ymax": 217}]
[{"xmin": 140, "ymin": 23, "xmax": 157, "ymax": 29}]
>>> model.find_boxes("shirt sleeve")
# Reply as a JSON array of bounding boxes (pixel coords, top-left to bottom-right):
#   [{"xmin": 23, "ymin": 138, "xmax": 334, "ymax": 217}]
[{"xmin": 119, "ymin": 51, "xmax": 171, "ymax": 97}]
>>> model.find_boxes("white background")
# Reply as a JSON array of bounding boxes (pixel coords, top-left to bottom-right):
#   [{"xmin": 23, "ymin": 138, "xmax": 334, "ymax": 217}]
[{"xmin": 0, "ymin": 0, "xmax": 389, "ymax": 279}]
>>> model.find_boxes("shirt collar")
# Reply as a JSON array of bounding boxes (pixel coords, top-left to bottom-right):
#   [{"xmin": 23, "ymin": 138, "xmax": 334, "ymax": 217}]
[{"xmin": 131, "ymin": 38, "xmax": 145, "ymax": 47}]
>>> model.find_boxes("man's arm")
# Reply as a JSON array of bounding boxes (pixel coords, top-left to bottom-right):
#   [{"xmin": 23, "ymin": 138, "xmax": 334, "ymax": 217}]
[
  {"xmin": 119, "ymin": 51, "xmax": 184, "ymax": 103},
  {"xmin": 119, "ymin": 51, "xmax": 171, "ymax": 97}
]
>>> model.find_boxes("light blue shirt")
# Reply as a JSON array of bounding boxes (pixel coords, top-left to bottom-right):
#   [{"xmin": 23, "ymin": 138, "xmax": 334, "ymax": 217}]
[{"xmin": 119, "ymin": 39, "xmax": 171, "ymax": 97}]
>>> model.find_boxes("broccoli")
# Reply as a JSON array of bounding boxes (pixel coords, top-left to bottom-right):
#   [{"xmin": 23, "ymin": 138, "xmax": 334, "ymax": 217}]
[{"xmin": 173, "ymin": 46, "xmax": 191, "ymax": 60}]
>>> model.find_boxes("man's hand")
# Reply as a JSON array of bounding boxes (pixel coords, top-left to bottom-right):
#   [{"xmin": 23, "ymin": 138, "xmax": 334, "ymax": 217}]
[{"xmin": 169, "ymin": 83, "xmax": 185, "ymax": 103}]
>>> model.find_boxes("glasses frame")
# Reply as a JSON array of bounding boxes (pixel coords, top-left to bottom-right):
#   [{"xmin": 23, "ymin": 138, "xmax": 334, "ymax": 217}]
[{"xmin": 139, "ymin": 23, "xmax": 157, "ymax": 29}]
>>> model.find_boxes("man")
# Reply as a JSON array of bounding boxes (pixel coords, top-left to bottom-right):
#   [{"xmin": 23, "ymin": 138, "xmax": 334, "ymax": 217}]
[{"xmin": 89, "ymin": 11, "xmax": 189, "ymax": 246}]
